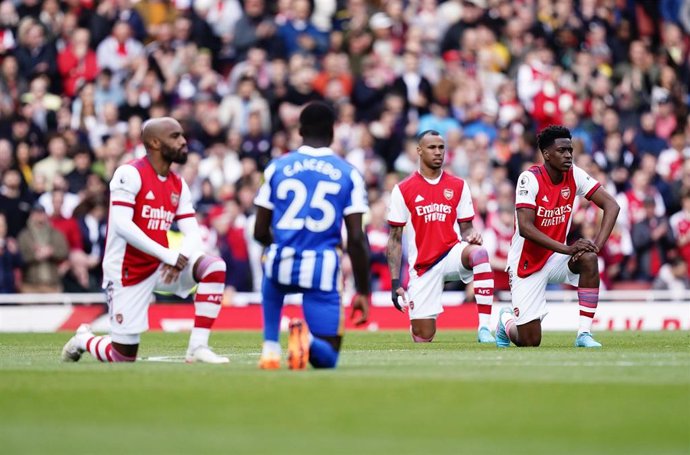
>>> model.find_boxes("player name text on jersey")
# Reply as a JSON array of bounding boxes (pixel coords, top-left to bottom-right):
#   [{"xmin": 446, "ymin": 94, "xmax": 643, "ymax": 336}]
[{"xmin": 283, "ymin": 158, "xmax": 343, "ymax": 180}]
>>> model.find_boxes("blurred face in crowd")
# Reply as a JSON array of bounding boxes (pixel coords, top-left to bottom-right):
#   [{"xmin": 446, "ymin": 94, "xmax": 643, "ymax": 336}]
[
  {"xmin": 48, "ymin": 136, "xmax": 68, "ymax": 159},
  {"xmin": 245, "ymin": 0, "xmax": 265, "ymax": 16},
  {"xmin": 26, "ymin": 24, "xmax": 45, "ymax": 49},
  {"xmin": 292, "ymin": 0, "xmax": 310, "ymax": 21},
  {"xmin": 113, "ymin": 21, "xmax": 131, "ymax": 43}
]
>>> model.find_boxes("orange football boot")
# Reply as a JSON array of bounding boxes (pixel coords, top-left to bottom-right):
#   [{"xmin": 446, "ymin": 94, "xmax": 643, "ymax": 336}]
[{"xmin": 287, "ymin": 318, "xmax": 310, "ymax": 370}]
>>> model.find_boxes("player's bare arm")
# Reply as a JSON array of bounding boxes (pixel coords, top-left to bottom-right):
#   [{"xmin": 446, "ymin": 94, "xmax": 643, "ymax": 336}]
[
  {"xmin": 386, "ymin": 225, "xmax": 407, "ymax": 311},
  {"xmin": 345, "ymin": 212, "xmax": 371, "ymax": 325},
  {"xmin": 253, "ymin": 206, "xmax": 274, "ymax": 247},
  {"xmin": 459, "ymin": 220, "xmax": 482, "ymax": 245},
  {"xmin": 589, "ymin": 187, "xmax": 620, "ymax": 251},
  {"xmin": 572, "ymin": 187, "xmax": 620, "ymax": 262},
  {"xmin": 517, "ymin": 207, "xmax": 598, "ymax": 256}
]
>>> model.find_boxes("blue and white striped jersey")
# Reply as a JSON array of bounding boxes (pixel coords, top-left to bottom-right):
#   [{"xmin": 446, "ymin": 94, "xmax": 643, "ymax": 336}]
[{"xmin": 254, "ymin": 145, "xmax": 368, "ymax": 291}]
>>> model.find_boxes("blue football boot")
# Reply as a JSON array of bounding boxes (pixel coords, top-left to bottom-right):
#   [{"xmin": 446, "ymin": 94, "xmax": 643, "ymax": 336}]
[
  {"xmin": 575, "ymin": 332, "xmax": 602, "ymax": 348},
  {"xmin": 495, "ymin": 307, "xmax": 513, "ymax": 348},
  {"xmin": 477, "ymin": 327, "xmax": 495, "ymax": 343}
]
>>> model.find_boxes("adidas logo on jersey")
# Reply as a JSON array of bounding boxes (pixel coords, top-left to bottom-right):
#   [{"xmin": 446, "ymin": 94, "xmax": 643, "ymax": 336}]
[
  {"xmin": 415, "ymin": 195, "xmax": 425, "ymax": 202},
  {"xmin": 145, "ymin": 190, "xmax": 155, "ymax": 200},
  {"xmin": 542, "ymin": 195, "xmax": 549, "ymax": 202}
]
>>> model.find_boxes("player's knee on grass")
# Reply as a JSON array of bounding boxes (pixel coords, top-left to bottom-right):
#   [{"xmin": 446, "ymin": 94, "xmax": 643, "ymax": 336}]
[
  {"xmin": 517, "ymin": 325, "xmax": 542, "ymax": 347},
  {"xmin": 309, "ymin": 335, "xmax": 341, "ymax": 368},
  {"xmin": 410, "ymin": 320, "xmax": 436, "ymax": 342}
]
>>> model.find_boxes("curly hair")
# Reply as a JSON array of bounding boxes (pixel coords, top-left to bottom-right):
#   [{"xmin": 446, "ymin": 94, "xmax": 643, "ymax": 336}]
[{"xmin": 536, "ymin": 125, "xmax": 572, "ymax": 152}]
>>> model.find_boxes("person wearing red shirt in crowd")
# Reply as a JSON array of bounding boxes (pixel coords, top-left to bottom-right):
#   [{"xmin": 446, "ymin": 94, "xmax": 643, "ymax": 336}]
[
  {"xmin": 56, "ymin": 28, "xmax": 98, "ymax": 98},
  {"xmin": 497, "ymin": 125, "xmax": 620, "ymax": 348},
  {"xmin": 670, "ymin": 190, "xmax": 690, "ymax": 278},
  {"xmin": 483, "ymin": 203, "xmax": 514, "ymax": 291}
]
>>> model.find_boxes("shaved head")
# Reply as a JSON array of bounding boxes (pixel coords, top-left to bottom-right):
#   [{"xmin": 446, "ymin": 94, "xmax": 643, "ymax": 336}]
[
  {"xmin": 142, "ymin": 117, "xmax": 183, "ymax": 148},
  {"xmin": 141, "ymin": 117, "xmax": 189, "ymax": 165}
]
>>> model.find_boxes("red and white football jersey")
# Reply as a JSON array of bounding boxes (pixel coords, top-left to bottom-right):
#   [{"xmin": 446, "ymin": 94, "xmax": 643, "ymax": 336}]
[
  {"xmin": 103, "ymin": 158, "xmax": 195, "ymax": 286},
  {"xmin": 388, "ymin": 171, "xmax": 474, "ymax": 276},
  {"xmin": 509, "ymin": 164, "xmax": 600, "ymax": 278}
]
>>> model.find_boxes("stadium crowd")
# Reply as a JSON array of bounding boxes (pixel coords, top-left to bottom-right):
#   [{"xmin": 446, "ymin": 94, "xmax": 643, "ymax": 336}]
[{"xmin": 0, "ymin": 0, "xmax": 689, "ymax": 298}]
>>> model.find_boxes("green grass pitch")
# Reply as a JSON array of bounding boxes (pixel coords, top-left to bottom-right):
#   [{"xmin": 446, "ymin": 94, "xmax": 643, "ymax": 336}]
[{"xmin": 1, "ymin": 330, "xmax": 688, "ymax": 454}]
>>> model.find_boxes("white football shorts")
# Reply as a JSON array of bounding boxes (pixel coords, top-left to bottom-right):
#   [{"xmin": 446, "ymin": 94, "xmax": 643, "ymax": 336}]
[
  {"xmin": 106, "ymin": 251, "xmax": 203, "ymax": 342},
  {"xmin": 407, "ymin": 242, "xmax": 473, "ymax": 320},
  {"xmin": 508, "ymin": 252, "xmax": 579, "ymax": 325}
]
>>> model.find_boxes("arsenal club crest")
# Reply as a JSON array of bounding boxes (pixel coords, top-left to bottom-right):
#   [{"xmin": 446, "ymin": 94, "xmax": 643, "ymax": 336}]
[
  {"xmin": 514, "ymin": 307, "xmax": 520, "ymax": 318},
  {"xmin": 560, "ymin": 187, "xmax": 571, "ymax": 199},
  {"xmin": 115, "ymin": 313, "xmax": 123, "ymax": 324},
  {"xmin": 443, "ymin": 188, "xmax": 453, "ymax": 200},
  {"xmin": 171, "ymin": 192, "xmax": 180, "ymax": 205}
]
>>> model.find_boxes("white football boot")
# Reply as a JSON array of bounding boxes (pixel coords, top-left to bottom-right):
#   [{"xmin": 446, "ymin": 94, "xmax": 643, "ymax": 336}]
[
  {"xmin": 61, "ymin": 324, "xmax": 94, "ymax": 362},
  {"xmin": 185, "ymin": 346, "xmax": 229, "ymax": 364}
]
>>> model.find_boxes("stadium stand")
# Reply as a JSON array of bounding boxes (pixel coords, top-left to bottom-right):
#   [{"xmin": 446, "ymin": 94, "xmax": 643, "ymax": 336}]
[{"xmin": 0, "ymin": 0, "xmax": 688, "ymax": 304}]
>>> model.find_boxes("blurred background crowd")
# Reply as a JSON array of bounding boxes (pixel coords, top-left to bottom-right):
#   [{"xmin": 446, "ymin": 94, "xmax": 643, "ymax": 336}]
[{"xmin": 0, "ymin": 0, "xmax": 688, "ymax": 300}]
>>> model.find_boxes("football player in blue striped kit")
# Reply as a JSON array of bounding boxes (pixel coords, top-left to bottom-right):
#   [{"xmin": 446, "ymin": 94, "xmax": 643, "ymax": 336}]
[{"xmin": 253, "ymin": 101, "xmax": 371, "ymax": 369}]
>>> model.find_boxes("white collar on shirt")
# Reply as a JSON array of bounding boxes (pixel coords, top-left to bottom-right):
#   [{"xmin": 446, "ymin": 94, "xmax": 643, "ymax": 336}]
[
  {"xmin": 298, "ymin": 145, "xmax": 335, "ymax": 157},
  {"xmin": 418, "ymin": 170, "xmax": 443, "ymax": 184}
]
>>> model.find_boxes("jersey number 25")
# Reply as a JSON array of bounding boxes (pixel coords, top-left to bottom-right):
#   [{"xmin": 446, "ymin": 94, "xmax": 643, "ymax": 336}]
[{"xmin": 276, "ymin": 179, "xmax": 341, "ymax": 233}]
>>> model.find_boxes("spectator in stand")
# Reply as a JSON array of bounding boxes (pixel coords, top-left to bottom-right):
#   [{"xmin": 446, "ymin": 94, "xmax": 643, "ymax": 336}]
[
  {"xmin": 17, "ymin": 203, "xmax": 68, "ymax": 293},
  {"xmin": 233, "ymin": 0, "xmax": 280, "ymax": 61},
  {"xmin": 0, "ymin": 2, "xmax": 18, "ymax": 60},
  {"xmin": 634, "ymin": 111, "xmax": 668, "ymax": 157},
  {"xmin": 96, "ymin": 20, "xmax": 144, "ymax": 84},
  {"xmin": 57, "ymin": 28, "xmax": 99, "ymax": 98},
  {"xmin": 32, "ymin": 133, "xmax": 73, "ymax": 191},
  {"xmin": 653, "ymin": 257, "xmax": 690, "ymax": 298},
  {"xmin": 366, "ymin": 199, "xmax": 391, "ymax": 291},
  {"xmin": 483, "ymin": 203, "xmax": 513, "ymax": 292},
  {"xmin": 277, "ymin": 0, "xmax": 328, "ymax": 58},
  {"xmin": 657, "ymin": 129, "xmax": 687, "ymax": 183},
  {"xmin": 391, "ymin": 50, "xmax": 433, "ymax": 121},
  {"xmin": 670, "ymin": 190, "xmax": 690, "ymax": 277},
  {"xmin": 210, "ymin": 198, "xmax": 252, "ymax": 292},
  {"xmin": 240, "ymin": 111, "xmax": 272, "ymax": 171},
  {"xmin": 49, "ymin": 188, "xmax": 92, "ymax": 291},
  {"xmin": 0, "ymin": 170, "xmax": 33, "ymax": 238},
  {"xmin": 631, "ymin": 196, "xmax": 674, "ymax": 281},
  {"xmin": 0, "ymin": 212, "xmax": 22, "ymax": 293},
  {"xmin": 218, "ymin": 74, "xmax": 270, "ymax": 136},
  {"xmin": 13, "ymin": 19, "xmax": 59, "ymax": 89},
  {"xmin": 616, "ymin": 169, "xmax": 666, "ymax": 231},
  {"xmin": 0, "ymin": 56, "xmax": 27, "ymax": 118}
]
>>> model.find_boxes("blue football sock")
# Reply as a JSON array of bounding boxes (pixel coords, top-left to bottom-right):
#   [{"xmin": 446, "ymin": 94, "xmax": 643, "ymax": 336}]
[
  {"xmin": 308, "ymin": 336, "xmax": 339, "ymax": 369},
  {"xmin": 261, "ymin": 279, "xmax": 283, "ymax": 342}
]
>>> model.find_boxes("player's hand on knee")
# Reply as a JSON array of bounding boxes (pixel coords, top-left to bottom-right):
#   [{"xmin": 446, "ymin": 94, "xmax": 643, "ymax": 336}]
[
  {"xmin": 161, "ymin": 264, "xmax": 181, "ymax": 284},
  {"xmin": 391, "ymin": 279, "xmax": 409, "ymax": 313},
  {"xmin": 174, "ymin": 254, "xmax": 189, "ymax": 271},
  {"xmin": 568, "ymin": 239, "xmax": 598, "ymax": 257},
  {"xmin": 465, "ymin": 231, "xmax": 483, "ymax": 245}
]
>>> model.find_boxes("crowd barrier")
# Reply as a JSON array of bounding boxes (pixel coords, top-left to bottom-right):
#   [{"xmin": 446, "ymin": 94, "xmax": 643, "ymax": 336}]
[{"xmin": 0, "ymin": 290, "xmax": 688, "ymax": 332}]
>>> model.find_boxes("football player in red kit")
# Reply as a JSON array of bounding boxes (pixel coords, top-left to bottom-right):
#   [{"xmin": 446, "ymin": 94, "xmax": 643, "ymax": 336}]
[{"xmin": 62, "ymin": 117, "xmax": 229, "ymax": 363}]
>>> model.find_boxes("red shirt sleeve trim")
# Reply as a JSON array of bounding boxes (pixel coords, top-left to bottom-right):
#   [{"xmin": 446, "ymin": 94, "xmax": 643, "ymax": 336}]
[
  {"xmin": 174, "ymin": 213, "xmax": 195, "ymax": 221},
  {"xmin": 112, "ymin": 201, "xmax": 135, "ymax": 208},
  {"xmin": 388, "ymin": 220, "xmax": 406, "ymax": 227},
  {"xmin": 515, "ymin": 203, "xmax": 536, "ymax": 210},
  {"xmin": 457, "ymin": 216, "xmax": 474, "ymax": 223},
  {"xmin": 585, "ymin": 183, "xmax": 601, "ymax": 200}
]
